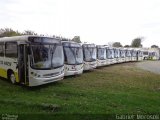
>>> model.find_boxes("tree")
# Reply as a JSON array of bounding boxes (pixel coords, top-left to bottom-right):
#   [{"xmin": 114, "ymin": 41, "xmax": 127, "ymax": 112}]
[
  {"xmin": 22, "ymin": 30, "xmax": 37, "ymax": 35},
  {"xmin": 72, "ymin": 36, "xmax": 81, "ymax": 43},
  {"xmin": 0, "ymin": 28, "xmax": 39, "ymax": 37},
  {"xmin": 112, "ymin": 42, "xmax": 122, "ymax": 47},
  {"xmin": 151, "ymin": 45, "xmax": 159, "ymax": 48},
  {"xmin": 131, "ymin": 37, "xmax": 143, "ymax": 47},
  {"xmin": 61, "ymin": 37, "xmax": 69, "ymax": 41},
  {"xmin": 0, "ymin": 28, "xmax": 21, "ymax": 37},
  {"xmin": 124, "ymin": 45, "xmax": 130, "ymax": 47}
]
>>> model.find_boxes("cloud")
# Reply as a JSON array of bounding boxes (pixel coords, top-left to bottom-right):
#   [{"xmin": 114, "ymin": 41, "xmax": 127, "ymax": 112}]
[{"xmin": 1, "ymin": 0, "xmax": 160, "ymax": 47}]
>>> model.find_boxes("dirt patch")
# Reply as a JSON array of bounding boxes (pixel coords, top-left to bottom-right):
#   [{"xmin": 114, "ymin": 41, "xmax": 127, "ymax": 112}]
[{"xmin": 136, "ymin": 61, "xmax": 160, "ymax": 74}]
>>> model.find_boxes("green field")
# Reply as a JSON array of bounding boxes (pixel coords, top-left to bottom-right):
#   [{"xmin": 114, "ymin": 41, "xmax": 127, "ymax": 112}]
[{"xmin": 0, "ymin": 62, "xmax": 160, "ymax": 119}]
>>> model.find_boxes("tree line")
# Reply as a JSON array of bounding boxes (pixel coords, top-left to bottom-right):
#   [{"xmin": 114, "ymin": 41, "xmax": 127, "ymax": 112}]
[
  {"xmin": 0, "ymin": 28, "xmax": 81, "ymax": 43},
  {"xmin": 112, "ymin": 38, "xmax": 143, "ymax": 48},
  {"xmin": 0, "ymin": 28, "xmax": 158, "ymax": 48},
  {"xmin": 112, "ymin": 37, "xmax": 158, "ymax": 48},
  {"xmin": 0, "ymin": 28, "xmax": 37, "ymax": 37}
]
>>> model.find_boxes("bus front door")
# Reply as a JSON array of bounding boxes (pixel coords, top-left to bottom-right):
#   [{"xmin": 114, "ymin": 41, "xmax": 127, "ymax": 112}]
[{"xmin": 18, "ymin": 44, "xmax": 28, "ymax": 85}]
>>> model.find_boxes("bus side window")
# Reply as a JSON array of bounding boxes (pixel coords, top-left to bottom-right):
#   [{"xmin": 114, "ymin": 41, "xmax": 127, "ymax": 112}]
[
  {"xmin": 0, "ymin": 43, "xmax": 4, "ymax": 56},
  {"xmin": 5, "ymin": 42, "xmax": 17, "ymax": 58}
]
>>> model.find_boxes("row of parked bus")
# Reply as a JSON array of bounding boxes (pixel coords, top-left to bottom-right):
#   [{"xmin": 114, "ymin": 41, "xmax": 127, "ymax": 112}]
[
  {"xmin": 62, "ymin": 41, "xmax": 144, "ymax": 75},
  {"xmin": 0, "ymin": 36, "xmax": 143, "ymax": 87}
]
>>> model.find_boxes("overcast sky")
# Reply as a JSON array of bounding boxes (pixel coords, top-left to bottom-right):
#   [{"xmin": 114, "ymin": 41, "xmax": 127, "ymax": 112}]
[{"xmin": 0, "ymin": 0, "xmax": 160, "ymax": 47}]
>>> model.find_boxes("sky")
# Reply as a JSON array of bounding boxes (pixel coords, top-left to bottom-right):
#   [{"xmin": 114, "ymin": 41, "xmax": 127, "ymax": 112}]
[{"xmin": 0, "ymin": 0, "xmax": 160, "ymax": 47}]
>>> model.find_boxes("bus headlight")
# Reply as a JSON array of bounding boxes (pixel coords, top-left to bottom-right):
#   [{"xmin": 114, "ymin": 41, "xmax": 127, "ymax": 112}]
[
  {"xmin": 31, "ymin": 72, "xmax": 41, "ymax": 77},
  {"xmin": 34, "ymin": 73, "xmax": 37, "ymax": 76}
]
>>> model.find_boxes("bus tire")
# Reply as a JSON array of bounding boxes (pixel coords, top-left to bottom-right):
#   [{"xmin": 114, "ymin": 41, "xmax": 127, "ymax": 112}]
[{"xmin": 9, "ymin": 72, "xmax": 16, "ymax": 84}]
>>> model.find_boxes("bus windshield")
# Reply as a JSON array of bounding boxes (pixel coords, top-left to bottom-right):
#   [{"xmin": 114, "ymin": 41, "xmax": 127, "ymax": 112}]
[
  {"xmin": 84, "ymin": 47, "xmax": 96, "ymax": 62},
  {"xmin": 120, "ymin": 50, "xmax": 125, "ymax": 58},
  {"xmin": 107, "ymin": 49, "xmax": 114, "ymax": 59},
  {"xmin": 126, "ymin": 50, "xmax": 131, "ymax": 57},
  {"xmin": 97, "ymin": 48, "xmax": 106, "ymax": 60},
  {"xmin": 143, "ymin": 51, "xmax": 149, "ymax": 55},
  {"xmin": 114, "ymin": 49, "xmax": 120, "ymax": 58},
  {"xmin": 31, "ymin": 45, "xmax": 64, "ymax": 69},
  {"xmin": 64, "ymin": 46, "xmax": 83, "ymax": 65},
  {"xmin": 30, "ymin": 44, "xmax": 64, "ymax": 69},
  {"xmin": 132, "ymin": 51, "xmax": 137, "ymax": 57},
  {"xmin": 139, "ymin": 51, "xmax": 143, "ymax": 57}
]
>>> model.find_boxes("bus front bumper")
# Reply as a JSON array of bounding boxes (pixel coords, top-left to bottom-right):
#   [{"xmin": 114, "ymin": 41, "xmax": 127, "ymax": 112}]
[
  {"xmin": 29, "ymin": 73, "xmax": 64, "ymax": 87},
  {"xmin": 83, "ymin": 63, "xmax": 97, "ymax": 71},
  {"xmin": 64, "ymin": 68, "xmax": 83, "ymax": 76}
]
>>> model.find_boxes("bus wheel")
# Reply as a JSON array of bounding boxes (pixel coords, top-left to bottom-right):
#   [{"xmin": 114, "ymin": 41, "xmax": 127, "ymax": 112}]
[{"xmin": 9, "ymin": 72, "xmax": 16, "ymax": 84}]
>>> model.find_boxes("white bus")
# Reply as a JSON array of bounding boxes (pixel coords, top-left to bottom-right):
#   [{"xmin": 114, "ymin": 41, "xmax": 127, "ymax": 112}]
[
  {"xmin": 142, "ymin": 50, "xmax": 149, "ymax": 60},
  {"xmin": 82, "ymin": 44, "xmax": 97, "ymax": 70},
  {"xmin": 96, "ymin": 45, "xmax": 107, "ymax": 67},
  {"xmin": 119, "ymin": 48, "xmax": 126, "ymax": 63},
  {"xmin": 62, "ymin": 41, "xmax": 83, "ymax": 76},
  {"xmin": 114, "ymin": 48, "xmax": 120, "ymax": 63},
  {"xmin": 106, "ymin": 47, "xmax": 115, "ymax": 65},
  {"xmin": 0, "ymin": 36, "xmax": 64, "ymax": 86},
  {"xmin": 125, "ymin": 48, "xmax": 132, "ymax": 62},
  {"xmin": 131, "ymin": 49, "xmax": 137, "ymax": 61},
  {"xmin": 136, "ymin": 49, "xmax": 143, "ymax": 61}
]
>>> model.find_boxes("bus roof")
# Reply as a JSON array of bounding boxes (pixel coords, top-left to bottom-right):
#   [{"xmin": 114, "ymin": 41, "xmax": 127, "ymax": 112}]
[
  {"xmin": 96, "ymin": 45, "xmax": 106, "ymax": 48},
  {"xmin": 62, "ymin": 41, "xmax": 82, "ymax": 47},
  {"xmin": 82, "ymin": 43, "xmax": 96, "ymax": 47},
  {"xmin": 61, "ymin": 40, "xmax": 80, "ymax": 44},
  {"xmin": 0, "ymin": 35, "xmax": 61, "ymax": 42}
]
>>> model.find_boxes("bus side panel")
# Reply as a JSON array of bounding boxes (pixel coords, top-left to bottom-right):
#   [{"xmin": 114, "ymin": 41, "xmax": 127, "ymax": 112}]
[
  {"xmin": 3, "ymin": 57, "xmax": 19, "ymax": 82},
  {"xmin": 0, "ymin": 68, "xmax": 7, "ymax": 78},
  {"xmin": 0, "ymin": 57, "xmax": 7, "ymax": 78},
  {"xmin": 0, "ymin": 58, "xmax": 18, "ymax": 80}
]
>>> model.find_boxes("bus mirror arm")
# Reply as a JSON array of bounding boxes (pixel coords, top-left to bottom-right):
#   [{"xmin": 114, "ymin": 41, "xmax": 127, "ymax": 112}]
[
  {"xmin": 16, "ymin": 62, "xmax": 24, "ymax": 69},
  {"xmin": 27, "ymin": 47, "xmax": 31, "ymax": 55}
]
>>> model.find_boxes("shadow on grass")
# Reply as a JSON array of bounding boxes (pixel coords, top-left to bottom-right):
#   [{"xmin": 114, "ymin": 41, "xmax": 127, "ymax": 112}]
[
  {"xmin": 83, "ymin": 69, "xmax": 94, "ymax": 73},
  {"xmin": 64, "ymin": 74, "xmax": 82, "ymax": 79},
  {"xmin": 25, "ymin": 81, "xmax": 62, "ymax": 91},
  {"xmin": 0, "ymin": 76, "xmax": 11, "ymax": 84}
]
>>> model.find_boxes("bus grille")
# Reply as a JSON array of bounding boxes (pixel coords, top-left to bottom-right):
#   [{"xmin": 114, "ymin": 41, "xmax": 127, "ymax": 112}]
[{"xmin": 43, "ymin": 72, "xmax": 60, "ymax": 77}]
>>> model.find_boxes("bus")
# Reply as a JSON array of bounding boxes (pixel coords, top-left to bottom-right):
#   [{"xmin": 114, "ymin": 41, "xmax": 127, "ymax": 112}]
[
  {"xmin": 137, "ymin": 49, "xmax": 143, "ymax": 61},
  {"xmin": 131, "ymin": 49, "xmax": 137, "ymax": 61},
  {"xmin": 106, "ymin": 47, "xmax": 115, "ymax": 65},
  {"xmin": 82, "ymin": 43, "xmax": 97, "ymax": 70},
  {"xmin": 114, "ymin": 48, "xmax": 120, "ymax": 63},
  {"xmin": 0, "ymin": 36, "xmax": 64, "ymax": 86},
  {"xmin": 125, "ymin": 48, "xmax": 132, "ymax": 62},
  {"xmin": 148, "ymin": 52, "xmax": 158, "ymax": 60},
  {"xmin": 62, "ymin": 41, "xmax": 83, "ymax": 76},
  {"xmin": 119, "ymin": 48, "xmax": 126, "ymax": 63},
  {"xmin": 142, "ymin": 50, "xmax": 149, "ymax": 60},
  {"xmin": 96, "ymin": 45, "xmax": 107, "ymax": 67}
]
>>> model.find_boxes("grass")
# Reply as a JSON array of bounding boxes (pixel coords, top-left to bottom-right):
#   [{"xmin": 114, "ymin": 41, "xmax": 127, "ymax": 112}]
[{"xmin": 0, "ymin": 62, "xmax": 160, "ymax": 119}]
